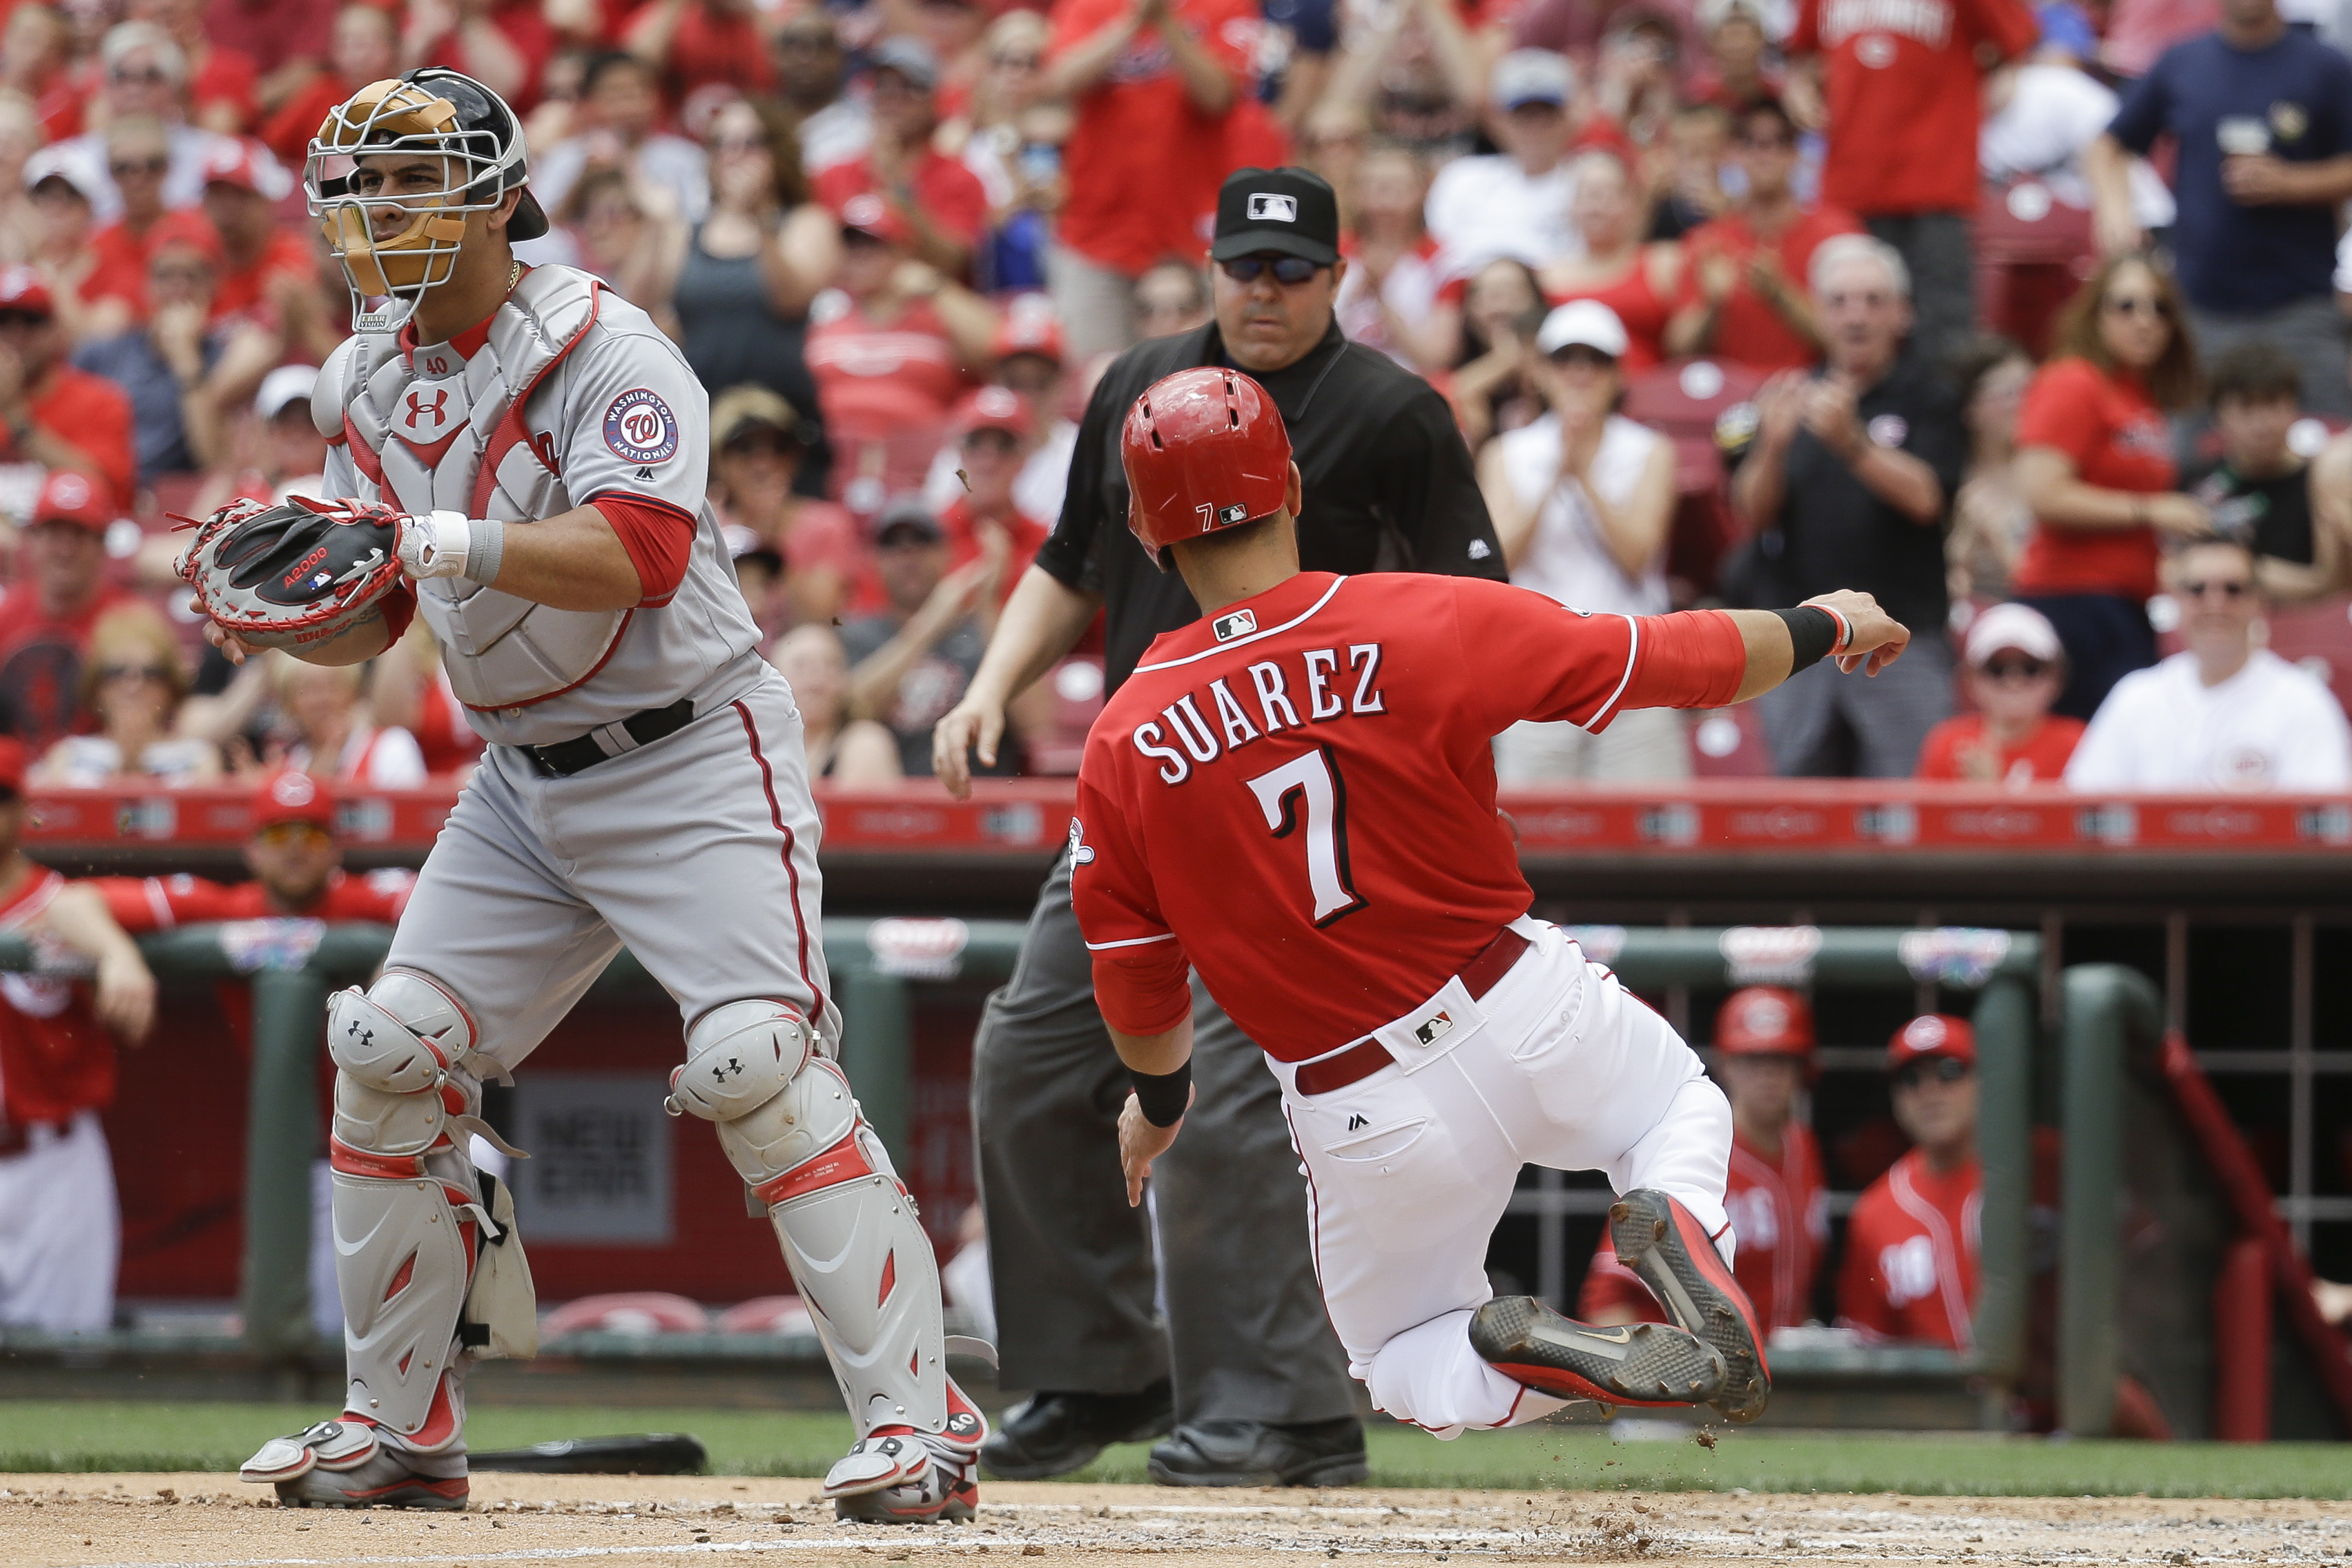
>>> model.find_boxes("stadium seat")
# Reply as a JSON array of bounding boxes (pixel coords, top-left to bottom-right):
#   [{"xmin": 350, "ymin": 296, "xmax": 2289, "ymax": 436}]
[{"xmin": 541, "ymin": 1292, "xmax": 710, "ymax": 1337}]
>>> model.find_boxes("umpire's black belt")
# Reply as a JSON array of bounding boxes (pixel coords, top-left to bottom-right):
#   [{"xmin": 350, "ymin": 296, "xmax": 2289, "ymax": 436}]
[{"xmin": 522, "ymin": 698, "xmax": 697, "ymax": 778}]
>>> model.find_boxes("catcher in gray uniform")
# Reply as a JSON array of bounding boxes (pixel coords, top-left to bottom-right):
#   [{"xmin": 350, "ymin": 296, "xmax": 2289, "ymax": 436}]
[{"xmin": 195, "ymin": 69, "xmax": 984, "ymax": 1522}]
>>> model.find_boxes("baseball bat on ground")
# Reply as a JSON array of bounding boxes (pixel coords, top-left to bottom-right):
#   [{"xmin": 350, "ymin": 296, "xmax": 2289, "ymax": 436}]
[{"xmin": 468, "ymin": 1433, "xmax": 709, "ymax": 1473}]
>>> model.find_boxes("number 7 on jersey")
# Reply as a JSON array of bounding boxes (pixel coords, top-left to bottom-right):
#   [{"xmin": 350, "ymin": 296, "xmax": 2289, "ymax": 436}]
[{"xmin": 1245, "ymin": 746, "xmax": 1368, "ymax": 926}]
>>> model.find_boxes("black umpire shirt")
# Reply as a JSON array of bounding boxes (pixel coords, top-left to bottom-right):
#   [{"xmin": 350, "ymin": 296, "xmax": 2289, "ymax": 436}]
[{"xmin": 1031, "ymin": 317, "xmax": 1506, "ymax": 694}]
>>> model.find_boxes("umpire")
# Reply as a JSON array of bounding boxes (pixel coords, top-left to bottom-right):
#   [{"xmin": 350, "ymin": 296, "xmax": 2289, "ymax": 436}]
[{"xmin": 933, "ymin": 166, "xmax": 1504, "ymax": 1487}]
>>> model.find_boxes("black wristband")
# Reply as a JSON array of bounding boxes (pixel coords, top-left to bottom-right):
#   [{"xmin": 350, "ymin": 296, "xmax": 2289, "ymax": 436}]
[
  {"xmin": 1773, "ymin": 605, "xmax": 1841, "ymax": 672},
  {"xmin": 1129, "ymin": 1059, "xmax": 1192, "ymax": 1128}
]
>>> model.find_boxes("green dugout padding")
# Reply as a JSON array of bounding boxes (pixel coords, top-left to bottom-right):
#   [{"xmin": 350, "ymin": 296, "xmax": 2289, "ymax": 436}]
[{"xmin": 0, "ymin": 921, "xmax": 2042, "ymax": 1399}]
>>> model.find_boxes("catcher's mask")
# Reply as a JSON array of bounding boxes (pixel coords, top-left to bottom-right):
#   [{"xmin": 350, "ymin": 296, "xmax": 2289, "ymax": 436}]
[{"xmin": 307, "ymin": 68, "xmax": 547, "ymax": 306}]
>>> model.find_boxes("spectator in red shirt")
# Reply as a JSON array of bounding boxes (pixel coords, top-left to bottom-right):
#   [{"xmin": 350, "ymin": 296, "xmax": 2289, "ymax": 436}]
[
  {"xmin": 1044, "ymin": 0, "xmax": 1250, "ymax": 358},
  {"xmin": 0, "ymin": 735, "xmax": 157, "ymax": 1335},
  {"xmin": 804, "ymin": 195, "xmax": 995, "ymax": 507},
  {"xmin": 624, "ymin": 0, "xmax": 777, "ymax": 110},
  {"xmin": 1580, "ymin": 986, "xmax": 1829, "ymax": 1337},
  {"xmin": 202, "ymin": 0, "xmax": 333, "ymax": 99},
  {"xmin": 1838, "ymin": 1015, "xmax": 1982, "ymax": 1349},
  {"xmin": 1916, "ymin": 602, "xmax": 2086, "ymax": 783},
  {"xmin": 407, "ymin": 0, "xmax": 555, "ymax": 113},
  {"xmin": 132, "ymin": 0, "xmax": 260, "ymax": 134},
  {"xmin": 0, "ymin": 470, "xmax": 135, "ymax": 754},
  {"xmin": 1787, "ymin": 0, "xmax": 2036, "ymax": 369},
  {"xmin": 813, "ymin": 38, "xmax": 990, "ymax": 278},
  {"xmin": 940, "ymin": 385, "xmax": 1050, "ymax": 600},
  {"xmin": 1666, "ymin": 98, "xmax": 1860, "ymax": 373},
  {"xmin": 0, "ymin": 268, "xmax": 139, "ymax": 509},
  {"xmin": 708, "ymin": 382, "xmax": 864, "ymax": 629},
  {"xmin": 2012, "ymin": 254, "xmax": 2209, "ymax": 719},
  {"xmin": 81, "ymin": 115, "xmax": 219, "ymax": 337},
  {"xmin": 95, "ymin": 771, "xmax": 418, "ymax": 932},
  {"xmin": 1535, "ymin": 149, "xmax": 1680, "ymax": 373},
  {"xmin": 258, "ymin": 4, "xmax": 396, "ymax": 168},
  {"xmin": 197, "ymin": 139, "xmax": 313, "ymax": 335},
  {"xmin": 3, "ymin": 4, "xmax": 84, "ymax": 144}
]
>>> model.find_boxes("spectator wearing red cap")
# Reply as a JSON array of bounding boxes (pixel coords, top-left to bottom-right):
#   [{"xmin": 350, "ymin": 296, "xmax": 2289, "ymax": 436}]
[
  {"xmin": 623, "ymin": 0, "xmax": 777, "ymax": 110},
  {"xmin": 93, "ymin": 771, "xmax": 417, "ymax": 932},
  {"xmin": 77, "ymin": 115, "xmax": 220, "ymax": 337},
  {"xmin": 1916, "ymin": 602, "xmax": 2083, "ymax": 783},
  {"xmin": 1580, "ymin": 986, "xmax": 1829, "ymax": 1337},
  {"xmin": 30, "ymin": 602, "xmax": 219, "ymax": 786},
  {"xmin": 1785, "ymin": 0, "xmax": 2035, "ymax": 371},
  {"xmin": 198, "ymin": 139, "xmax": 315, "ymax": 337},
  {"xmin": 940, "ymin": 385, "xmax": 1050, "ymax": 602},
  {"xmin": 0, "ymin": 266, "xmax": 138, "ymax": 506},
  {"xmin": 812, "ymin": 39, "xmax": 989, "ymax": 279},
  {"xmin": 804, "ymin": 194, "xmax": 995, "ymax": 507},
  {"xmin": 72, "ymin": 228, "xmax": 242, "ymax": 482},
  {"xmin": 0, "ymin": 470, "xmax": 135, "ymax": 754},
  {"xmin": 1836, "ymin": 1015, "xmax": 1981, "ymax": 1349},
  {"xmin": 922, "ymin": 293, "xmax": 1077, "ymax": 525},
  {"xmin": 257, "ymin": 4, "xmax": 396, "ymax": 168},
  {"xmin": 842, "ymin": 496, "xmax": 1013, "ymax": 777},
  {"xmin": 0, "ymin": 732, "xmax": 158, "ymax": 1335},
  {"xmin": 1042, "ymin": 0, "xmax": 1252, "ymax": 357}
]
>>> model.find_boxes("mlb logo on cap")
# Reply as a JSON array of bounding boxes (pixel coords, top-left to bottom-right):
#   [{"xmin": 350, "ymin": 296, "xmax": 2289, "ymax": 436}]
[{"xmin": 1247, "ymin": 193, "xmax": 1298, "ymax": 223}]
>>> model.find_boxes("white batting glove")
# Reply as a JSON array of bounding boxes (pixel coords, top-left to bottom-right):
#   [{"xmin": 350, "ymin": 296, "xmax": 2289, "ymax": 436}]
[{"xmin": 396, "ymin": 510, "xmax": 475, "ymax": 580}]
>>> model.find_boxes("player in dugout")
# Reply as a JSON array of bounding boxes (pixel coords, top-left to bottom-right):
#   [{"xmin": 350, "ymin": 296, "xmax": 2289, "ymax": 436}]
[
  {"xmin": 1074, "ymin": 366, "xmax": 1912, "ymax": 1435},
  {"xmin": 1579, "ymin": 986, "xmax": 1827, "ymax": 1338}
]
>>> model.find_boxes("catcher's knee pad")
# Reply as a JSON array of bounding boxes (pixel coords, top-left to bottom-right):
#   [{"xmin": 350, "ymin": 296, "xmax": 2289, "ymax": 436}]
[
  {"xmin": 671, "ymin": 1003, "xmax": 951, "ymax": 1442},
  {"xmin": 328, "ymin": 972, "xmax": 535, "ymax": 1452}
]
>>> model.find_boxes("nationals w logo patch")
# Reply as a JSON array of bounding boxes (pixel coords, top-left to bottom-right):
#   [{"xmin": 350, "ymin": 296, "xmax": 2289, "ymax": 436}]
[{"xmin": 603, "ymin": 388, "xmax": 680, "ymax": 464}]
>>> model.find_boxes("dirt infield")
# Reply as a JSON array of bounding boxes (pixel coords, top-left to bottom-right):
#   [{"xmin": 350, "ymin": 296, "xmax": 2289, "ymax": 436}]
[{"xmin": 3, "ymin": 1473, "xmax": 2346, "ymax": 1566}]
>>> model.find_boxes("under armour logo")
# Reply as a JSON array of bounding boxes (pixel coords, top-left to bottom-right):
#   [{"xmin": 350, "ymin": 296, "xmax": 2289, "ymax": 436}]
[
  {"xmin": 710, "ymin": 1057, "xmax": 744, "ymax": 1081},
  {"xmin": 405, "ymin": 389, "xmax": 449, "ymax": 429},
  {"xmin": 1346, "ymin": 1114, "xmax": 1368, "ymax": 1130},
  {"xmin": 347, "ymin": 1021, "xmax": 374, "ymax": 1048}
]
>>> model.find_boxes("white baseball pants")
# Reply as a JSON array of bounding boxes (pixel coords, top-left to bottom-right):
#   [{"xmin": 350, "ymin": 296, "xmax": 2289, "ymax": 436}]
[
  {"xmin": 1269, "ymin": 919, "xmax": 1733, "ymax": 1438},
  {"xmin": 0, "ymin": 1112, "xmax": 119, "ymax": 1333}
]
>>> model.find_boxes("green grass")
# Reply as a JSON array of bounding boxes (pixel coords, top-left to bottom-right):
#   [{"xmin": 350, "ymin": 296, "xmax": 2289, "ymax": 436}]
[{"xmin": 1, "ymin": 1402, "xmax": 2347, "ymax": 1498}]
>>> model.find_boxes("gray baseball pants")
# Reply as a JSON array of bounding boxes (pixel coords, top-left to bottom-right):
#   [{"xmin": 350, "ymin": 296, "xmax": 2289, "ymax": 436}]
[{"xmin": 971, "ymin": 848, "xmax": 1357, "ymax": 1424}]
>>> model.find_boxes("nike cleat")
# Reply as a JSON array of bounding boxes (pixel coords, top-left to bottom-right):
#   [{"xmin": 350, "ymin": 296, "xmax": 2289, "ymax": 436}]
[
  {"xmin": 1610, "ymin": 1188, "xmax": 1772, "ymax": 1422},
  {"xmin": 1470, "ymin": 1295, "xmax": 1727, "ymax": 1407}
]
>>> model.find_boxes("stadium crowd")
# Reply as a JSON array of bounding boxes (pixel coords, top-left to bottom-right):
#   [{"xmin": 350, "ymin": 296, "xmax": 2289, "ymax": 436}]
[{"xmin": 7, "ymin": 0, "xmax": 2352, "ymax": 1358}]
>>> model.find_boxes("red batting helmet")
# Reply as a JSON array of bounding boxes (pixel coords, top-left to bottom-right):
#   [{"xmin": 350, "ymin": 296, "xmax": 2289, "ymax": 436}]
[
  {"xmin": 1715, "ymin": 986, "xmax": 1815, "ymax": 1058},
  {"xmin": 1120, "ymin": 367, "xmax": 1292, "ymax": 563}
]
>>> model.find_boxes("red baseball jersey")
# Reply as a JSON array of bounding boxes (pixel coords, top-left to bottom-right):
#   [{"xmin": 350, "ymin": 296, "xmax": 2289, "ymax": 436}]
[
  {"xmin": 1836, "ymin": 1148, "xmax": 1979, "ymax": 1349},
  {"xmin": 1071, "ymin": 571, "xmax": 1746, "ymax": 1060},
  {"xmin": 93, "ymin": 869, "xmax": 416, "ymax": 932},
  {"xmin": 0, "ymin": 867, "xmax": 113, "ymax": 1124},
  {"xmin": 1579, "ymin": 1120, "xmax": 1828, "ymax": 1333}
]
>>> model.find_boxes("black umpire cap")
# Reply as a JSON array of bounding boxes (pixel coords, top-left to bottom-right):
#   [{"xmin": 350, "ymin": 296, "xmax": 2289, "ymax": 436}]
[{"xmin": 1209, "ymin": 167, "xmax": 1340, "ymax": 266}]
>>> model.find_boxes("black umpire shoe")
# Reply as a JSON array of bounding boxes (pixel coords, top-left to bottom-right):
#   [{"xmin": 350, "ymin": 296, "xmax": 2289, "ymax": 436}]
[
  {"xmin": 1147, "ymin": 1417, "xmax": 1369, "ymax": 1487},
  {"xmin": 979, "ymin": 1379, "xmax": 1175, "ymax": 1480}
]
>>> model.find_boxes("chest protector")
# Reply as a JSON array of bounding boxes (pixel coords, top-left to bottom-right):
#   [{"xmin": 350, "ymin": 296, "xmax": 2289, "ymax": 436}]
[{"xmin": 330, "ymin": 267, "xmax": 620, "ymax": 713}]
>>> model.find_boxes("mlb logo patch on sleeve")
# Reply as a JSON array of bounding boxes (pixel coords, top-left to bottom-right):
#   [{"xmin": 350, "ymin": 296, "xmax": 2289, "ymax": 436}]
[{"xmin": 603, "ymin": 388, "xmax": 681, "ymax": 464}]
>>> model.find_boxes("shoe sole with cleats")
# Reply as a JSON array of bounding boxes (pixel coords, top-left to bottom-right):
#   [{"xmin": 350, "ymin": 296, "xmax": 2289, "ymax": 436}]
[
  {"xmin": 1609, "ymin": 1189, "xmax": 1771, "ymax": 1422},
  {"xmin": 1470, "ymin": 1295, "xmax": 1727, "ymax": 1407}
]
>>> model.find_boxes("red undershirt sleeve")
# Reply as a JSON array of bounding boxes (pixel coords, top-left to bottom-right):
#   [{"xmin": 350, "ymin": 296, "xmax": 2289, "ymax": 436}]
[
  {"xmin": 587, "ymin": 493, "xmax": 698, "ymax": 607},
  {"xmin": 1617, "ymin": 608, "xmax": 1748, "ymax": 714}
]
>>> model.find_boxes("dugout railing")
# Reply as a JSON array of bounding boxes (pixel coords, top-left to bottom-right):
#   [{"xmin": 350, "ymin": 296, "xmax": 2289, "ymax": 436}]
[{"xmin": 0, "ymin": 920, "xmax": 2053, "ymax": 1431}]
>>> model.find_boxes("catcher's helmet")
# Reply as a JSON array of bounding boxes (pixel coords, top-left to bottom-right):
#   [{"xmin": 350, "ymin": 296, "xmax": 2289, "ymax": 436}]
[
  {"xmin": 1120, "ymin": 367, "xmax": 1292, "ymax": 565},
  {"xmin": 1714, "ymin": 986, "xmax": 1816, "ymax": 1076},
  {"xmin": 307, "ymin": 68, "xmax": 546, "ymax": 301}
]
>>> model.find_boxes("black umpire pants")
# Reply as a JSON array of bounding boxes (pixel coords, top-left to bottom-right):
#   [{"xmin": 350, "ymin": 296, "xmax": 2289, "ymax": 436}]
[{"xmin": 971, "ymin": 847, "xmax": 1357, "ymax": 1424}]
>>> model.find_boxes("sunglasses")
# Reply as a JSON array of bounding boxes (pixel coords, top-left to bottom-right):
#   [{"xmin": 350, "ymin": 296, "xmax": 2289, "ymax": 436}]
[
  {"xmin": 0, "ymin": 787, "xmax": 21, "ymax": 806},
  {"xmin": 110, "ymin": 66, "xmax": 168, "ymax": 84},
  {"xmin": 1220, "ymin": 254, "xmax": 1322, "ymax": 286},
  {"xmin": 1736, "ymin": 132, "xmax": 1794, "ymax": 149},
  {"xmin": 1892, "ymin": 1055, "xmax": 1972, "ymax": 1089},
  {"xmin": 991, "ymin": 52, "xmax": 1040, "ymax": 69},
  {"xmin": 254, "ymin": 820, "xmax": 331, "ymax": 847},
  {"xmin": 97, "ymin": 663, "xmax": 171, "ymax": 684},
  {"xmin": 0, "ymin": 309, "xmax": 50, "ymax": 327},
  {"xmin": 1979, "ymin": 656, "xmax": 2051, "ymax": 681},
  {"xmin": 776, "ymin": 32, "xmax": 836, "ymax": 49},
  {"xmin": 2103, "ymin": 293, "xmax": 2172, "ymax": 319},
  {"xmin": 110, "ymin": 156, "xmax": 168, "ymax": 176},
  {"xmin": 2179, "ymin": 578, "xmax": 2250, "ymax": 600}
]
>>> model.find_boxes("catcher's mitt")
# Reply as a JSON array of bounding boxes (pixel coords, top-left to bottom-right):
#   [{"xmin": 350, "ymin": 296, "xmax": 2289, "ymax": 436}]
[{"xmin": 175, "ymin": 496, "xmax": 414, "ymax": 652}]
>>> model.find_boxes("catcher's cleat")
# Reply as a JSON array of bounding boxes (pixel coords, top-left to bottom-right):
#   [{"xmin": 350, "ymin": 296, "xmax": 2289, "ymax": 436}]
[
  {"xmin": 1609, "ymin": 1189, "xmax": 1772, "ymax": 1422},
  {"xmin": 826, "ymin": 1431, "xmax": 978, "ymax": 1524},
  {"xmin": 241, "ymin": 1420, "xmax": 467, "ymax": 1510},
  {"xmin": 1470, "ymin": 1295, "xmax": 1727, "ymax": 1407}
]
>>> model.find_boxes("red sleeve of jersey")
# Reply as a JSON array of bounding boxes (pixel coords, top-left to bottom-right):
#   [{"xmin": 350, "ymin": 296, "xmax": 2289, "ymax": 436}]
[
  {"xmin": 1450, "ymin": 579, "xmax": 1638, "ymax": 735},
  {"xmin": 1967, "ymin": 0, "xmax": 2039, "ymax": 60},
  {"xmin": 587, "ymin": 492, "xmax": 698, "ymax": 607},
  {"xmin": 1833, "ymin": 1184, "xmax": 1903, "ymax": 1340},
  {"xmin": 1070, "ymin": 772, "xmax": 1194, "ymax": 1037},
  {"xmin": 88, "ymin": 876, "xmax": 164, "ymax": 934},
  {"xmin": 1617, "ymin": 609, "xmax": 1747, "ymax": 716},
  {"xmin": 96, "ymin": 874, "xmax": 242, "ymax": 932}
]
